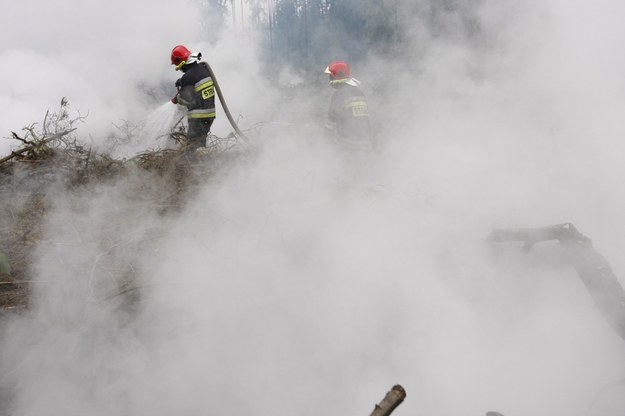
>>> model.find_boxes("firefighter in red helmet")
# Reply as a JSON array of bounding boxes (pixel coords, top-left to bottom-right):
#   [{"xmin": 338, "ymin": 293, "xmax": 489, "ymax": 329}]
[
  {"xmin": 324, "ymin": 61, "xmax": 373, "ymax": 148},
  {"xmin": 170, "ymin": 45, "xmax": 216, "ymax": 153}
]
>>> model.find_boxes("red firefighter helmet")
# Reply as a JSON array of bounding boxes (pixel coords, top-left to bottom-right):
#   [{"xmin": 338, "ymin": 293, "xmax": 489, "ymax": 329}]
[
  {"xmin": 171, "ymin": 45, "xmax": 192, "ymax": 70},
  {"xmin": 324, "ymin": 61, "xmax": 351, "ymax": 81}
]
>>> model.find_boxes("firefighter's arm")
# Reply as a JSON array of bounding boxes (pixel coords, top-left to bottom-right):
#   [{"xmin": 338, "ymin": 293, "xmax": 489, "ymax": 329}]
[
  {"xmin": 325, "ymin": 107, "xmax": 338, "ymax": 133},
  {"xmin": 323, "ymin": 119, "xmax": 338, "ymax": 140},
  {"xmin": 176, "ymin": 85, "xmax": 196, "ymax": 109},
  {"xmin": 171, "ymin": 79, "xmax": 182, "ymax": 104}
]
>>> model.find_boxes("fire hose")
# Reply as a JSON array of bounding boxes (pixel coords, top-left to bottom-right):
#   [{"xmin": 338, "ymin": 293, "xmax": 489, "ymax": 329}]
[
  {"xmin": 173, "ymin": 61, "xmax": 249, "ymax": 143},
  {"xmin": 203, "ymin": 61, "xmax": 249, "ymax": 142}
]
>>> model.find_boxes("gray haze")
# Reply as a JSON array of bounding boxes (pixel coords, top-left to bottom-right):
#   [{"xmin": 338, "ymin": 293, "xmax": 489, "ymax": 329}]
[{"xmin": 2, "ymin": 1, "xmax": 625, "ymax": 415}]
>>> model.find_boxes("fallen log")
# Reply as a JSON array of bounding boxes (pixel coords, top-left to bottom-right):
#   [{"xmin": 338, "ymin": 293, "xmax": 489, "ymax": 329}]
[
  {"xmin": 369, "ymin": 385, "xmax": 406, "ymax": 416},
  {"xmin": 488, "ymin": 222, "xmax": 625, "ymax": 340}
]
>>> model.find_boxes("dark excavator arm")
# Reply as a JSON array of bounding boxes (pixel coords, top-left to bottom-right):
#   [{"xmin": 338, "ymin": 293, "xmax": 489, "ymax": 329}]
[{"xmin": 488, "ymin": 222, "xmax": 625, "ymax": 340}]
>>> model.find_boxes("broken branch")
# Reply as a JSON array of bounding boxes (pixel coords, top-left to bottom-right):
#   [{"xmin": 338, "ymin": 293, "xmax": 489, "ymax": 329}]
[
  {"xmin": 0, "ymin": 128, "xmax": 76, "ymax": 165},
  {"xmin": 369, "ymin": 385, "xmax": 406, "ymax": 416}
]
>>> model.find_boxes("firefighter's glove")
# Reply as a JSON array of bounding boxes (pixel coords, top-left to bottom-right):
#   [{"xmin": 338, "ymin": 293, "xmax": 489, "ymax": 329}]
[
  {"xmin": 175, "ymin": 78, "xmax": 182, "ymax": 88},
  {"xmin": 171, "ymin": 95, "xmax": 178, "ymax": 104}
]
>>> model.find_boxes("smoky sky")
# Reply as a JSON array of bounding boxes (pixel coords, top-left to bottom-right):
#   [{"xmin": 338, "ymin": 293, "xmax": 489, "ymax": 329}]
[{"xmin": 2, "ymin": 1, "xmax": 625, "ymax": 416}]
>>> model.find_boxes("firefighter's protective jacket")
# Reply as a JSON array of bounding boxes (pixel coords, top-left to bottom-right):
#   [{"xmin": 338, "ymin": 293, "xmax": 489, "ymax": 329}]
[
  {"xmin": 177, "ymin": 62, "xmax": 216, "ymax": 121},
  {"xmin": 327, "ymin": 82, "xmax": 372, "ymax": 144}
]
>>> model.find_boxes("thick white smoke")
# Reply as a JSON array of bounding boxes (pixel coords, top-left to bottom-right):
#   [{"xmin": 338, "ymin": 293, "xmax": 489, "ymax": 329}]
[
  {"xmin": 0, "ymin": 0, "xmax": 211, "ymax": 155},
  {"xmin": 2, "ymin": 1, "xmax": 625, "ymax": 416}
]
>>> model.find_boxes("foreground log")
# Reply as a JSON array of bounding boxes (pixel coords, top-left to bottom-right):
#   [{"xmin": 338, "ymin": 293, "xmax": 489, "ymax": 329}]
[
  {"xmin": 488, "ymin": 222, "xmax": 625, "ymax": 340},
  {"xmin": 369, "ymin": 385, "xmax": 406, "ymax": 416}
]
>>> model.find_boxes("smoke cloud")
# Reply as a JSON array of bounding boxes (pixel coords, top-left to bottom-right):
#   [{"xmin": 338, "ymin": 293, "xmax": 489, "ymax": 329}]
[
  {"xmin": 2, "ymin": 1, "xmax": 625, "ymax": 416},
  {"xmin": 0, "ymin": 0, "xmax": 211, "ymax": 155}
]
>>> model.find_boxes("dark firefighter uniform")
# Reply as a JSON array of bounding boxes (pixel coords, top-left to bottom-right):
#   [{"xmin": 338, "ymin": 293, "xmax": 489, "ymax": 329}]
[
  {"xmin": 326, "ymin": 81, "xmax": 372, "ymax": 148},
  {"xmin": 176, "ymin": 61, "xmax": 216, "ymax": 151}
]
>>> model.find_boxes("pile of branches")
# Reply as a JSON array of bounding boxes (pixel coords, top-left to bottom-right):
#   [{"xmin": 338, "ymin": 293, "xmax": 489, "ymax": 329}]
[{"xmin": 0, "ymin": 98, "xmax": 244, "ymax": 311}]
